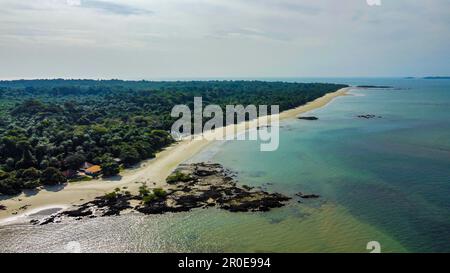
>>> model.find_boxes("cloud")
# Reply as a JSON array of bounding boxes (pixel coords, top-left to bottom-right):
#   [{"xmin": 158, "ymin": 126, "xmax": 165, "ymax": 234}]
[
  {"xmin": 66, "ymin": 0, "xmax": 81, "ymax": 6},
  {"xmin": 68, "ymin": 0, "xmax": 152, "ymax": 16},
  {"xmin": 278, "ymin": 2, "xmax": 322, "ymax": 15},
  {"xmin": 252, "ymin": 0, "xmax": 323, "ymax": 16},
  {"xmin": 210, "ymin": 27, "xmax": 292, "ymax": 42},
  {"xmin": 0, "ymin": 0, "xmax": 449, "ymax": 78}
]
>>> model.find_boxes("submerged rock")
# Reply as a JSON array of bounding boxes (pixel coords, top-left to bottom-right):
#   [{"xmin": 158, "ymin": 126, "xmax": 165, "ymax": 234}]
[
  {"xmin": 298, "ymin": 116, "xmax": 319, "ymax": 121},
  {"xmin": 357, "ymin": 114, "xmax": 382, "ymax": 119},
  {"xmin": 296, "ymin": 192, "xmax": 320, "ymax": 199}
]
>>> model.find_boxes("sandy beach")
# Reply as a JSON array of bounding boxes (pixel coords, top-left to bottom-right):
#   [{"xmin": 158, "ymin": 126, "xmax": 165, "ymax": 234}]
[{"xmin": 0, "ymin": 87, "xmax": 350, "ymax": 223}]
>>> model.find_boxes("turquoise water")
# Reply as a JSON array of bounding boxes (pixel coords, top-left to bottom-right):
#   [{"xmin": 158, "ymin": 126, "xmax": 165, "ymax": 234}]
[
  {"xmin": 0, "ymin": 78, "xmax": 449, "ymax": 253},
  {"xmin": 207, "ymin": 78, "xmax": 450, "ymax": 252}
]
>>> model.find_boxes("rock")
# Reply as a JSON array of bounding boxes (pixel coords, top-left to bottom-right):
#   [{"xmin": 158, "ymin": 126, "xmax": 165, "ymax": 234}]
[
  {"xmin": 357, "ymin": 114, "xmax": 382, "ymax": 119},
  {"xmin": 296, "ymin": 192, "xmax": 320, "ymax": 199},
  {"xmin": 39, "ymin": 215, "xmax": 57, "ymax": 225},
  {"xmin": 194, "ymin": 167, "xmax": 216, "ymax": 177},
  {"xmin": 63, "ymin": 207, "xmax": 93, "ymax": 217},
  {"xmin": 36, "ymin": 163, "xmax": 291, "ymax": 224},
  {"xmin": 138, "ymin": 163, "xmax": 291, "ymax": 214},
  {"xmin": 19, "ymin": 205, "xmax": 30, "ymax": 210},
  {"xmin": 298, "ymin": 116, "xmax": 319, "ymax": 121}
]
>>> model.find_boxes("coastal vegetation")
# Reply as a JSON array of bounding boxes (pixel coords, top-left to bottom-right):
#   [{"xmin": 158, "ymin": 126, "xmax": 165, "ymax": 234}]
[{"xmin": 0, "ymin": 79, "xmax": 347, "ymax": 195}]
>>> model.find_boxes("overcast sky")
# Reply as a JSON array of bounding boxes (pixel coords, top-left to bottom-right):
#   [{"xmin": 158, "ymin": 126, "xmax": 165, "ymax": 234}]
[{"xmin": 0, "ymin": 0, "xmax": 449, "ymax": 79}]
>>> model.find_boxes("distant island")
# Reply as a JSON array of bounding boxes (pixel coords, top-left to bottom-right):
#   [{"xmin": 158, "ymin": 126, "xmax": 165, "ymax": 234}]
[
  {"xmin": 357, "ymin": 85, "xmax": 393, "ymax": 89},
  {"xmin": 423, "ymin": 76, "xmax": 450, "ymax": 79},
  {"xmin": 405, "ymin": 76, "xmax": 450, "ymax": 80}
]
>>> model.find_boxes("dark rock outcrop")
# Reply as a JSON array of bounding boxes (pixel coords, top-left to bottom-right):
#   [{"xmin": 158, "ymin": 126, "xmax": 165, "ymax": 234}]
[
  {"xmin": 296, "ymin": 192, "xmax": 320, "ymax": 199},
  {"xmin": 298, "ymin": 116, "xmax": 319, "ymax": 121},
  {"xmin": 357, "ymin": 114, "xmax": 382, "ymax": 119},
  {"xmin": 32, "ymin": 163, "xmax": 291, "ymax": 225}
]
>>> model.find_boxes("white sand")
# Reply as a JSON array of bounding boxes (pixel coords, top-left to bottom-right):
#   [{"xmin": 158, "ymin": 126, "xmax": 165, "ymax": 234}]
[{"xmin": 0, "ymin": 87, "xmax": 350, "ymax": 222}]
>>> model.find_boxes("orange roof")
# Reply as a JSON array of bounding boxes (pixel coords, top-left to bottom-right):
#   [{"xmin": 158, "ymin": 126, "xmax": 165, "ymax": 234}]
[{"xmin": 85, "ymin": 165, "xmax": 102, "ymax": 174}]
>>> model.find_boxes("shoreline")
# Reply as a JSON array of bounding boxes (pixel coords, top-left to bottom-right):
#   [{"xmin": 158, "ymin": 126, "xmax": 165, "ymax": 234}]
[{"xmin": 0, "ymin": 87, "xmax": 351, "ymax": 224}]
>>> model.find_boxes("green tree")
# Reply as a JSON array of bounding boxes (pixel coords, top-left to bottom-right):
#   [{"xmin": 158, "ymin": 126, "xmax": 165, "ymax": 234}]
[
  {"xmin": 20, "ymin": 167, "xmax": 41, "ymax": 189},
  {"xmin": 5, "ymin": 158, "xmax": 15, "ymax": 171},
  {"xmin": 153, "ymin": 188, "xmax": 167, "ymax": 198},
  {"xmin": 119, "ymin": 145, "xmax": 140, "ymax": 166},
  {"xmin": 138, "ymin": 184, "xmax": 150, "ymax": 197},
  {"xmin": 40, "ymin": 167, "xmax": 67, "ymax": 185},
  {"xmin": 48, "ymin": 157, "xmax": 61, "ymax": 168},
  {"xmin": 142, "ymin": 193, "xmax": 157, "ymax": 204},
  {"xmin": 16, "ymin": 142, "xmax": 37, "ymax": 169},
  {"xmin": 64, "ymin": 154, "xmax": 85, "ymax": 170},
  {"xmin": 0, "ymin": 171, "xmax": 21, "ymax": 195},
  {"xmin": 101, "ymin": 161, "xmax": 120, "ymax": 177},
  {"xmin": 104, "ymin": 191, "xmax": 117, "ymax": 200},
  {"xmin": 0, "ymin": 178, "xmax": 21, "ymax": 195}
]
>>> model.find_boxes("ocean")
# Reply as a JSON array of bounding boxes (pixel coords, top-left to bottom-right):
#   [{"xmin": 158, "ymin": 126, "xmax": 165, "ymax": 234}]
[{"xmin": 1, "ymin": 78, "xmax": 449, "ymax": 253}]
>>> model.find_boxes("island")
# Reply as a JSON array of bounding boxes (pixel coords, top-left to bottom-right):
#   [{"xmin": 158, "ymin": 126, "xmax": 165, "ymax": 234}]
[
  {"xmin": 357, "ymin": 85, "xmax": 393, "ymax": 89},
  {"xmin": 423, "ymin": 77, "xmax": 450, "ymax": 80}
]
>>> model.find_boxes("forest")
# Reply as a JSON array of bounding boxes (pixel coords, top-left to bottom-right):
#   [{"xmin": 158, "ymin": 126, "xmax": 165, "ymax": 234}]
[{"xmin": 0, "ymin": 80, "xmax": 347, "ymax": 195}]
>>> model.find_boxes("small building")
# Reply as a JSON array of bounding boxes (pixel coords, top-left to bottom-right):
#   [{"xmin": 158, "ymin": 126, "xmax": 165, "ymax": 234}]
[
  {"xmin": 80, "ymin": 162, "xmax": 94, "ymax": 171},
  {"xmin": 85, "ymin": 165, "xmax": 102, "ymax": 176},
  {"xmin": 62, "ymin": 169, "xmax": 86, "ymax": 179},
  {"xmin": 63, "ymin": 169, "xmax": 78, "ymax": 179}
]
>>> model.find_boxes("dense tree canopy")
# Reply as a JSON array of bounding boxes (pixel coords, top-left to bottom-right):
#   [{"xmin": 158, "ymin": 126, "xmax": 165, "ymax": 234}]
[{"xmin": 0, "ymin": 80, "xmax": 347, "ymax": 195}]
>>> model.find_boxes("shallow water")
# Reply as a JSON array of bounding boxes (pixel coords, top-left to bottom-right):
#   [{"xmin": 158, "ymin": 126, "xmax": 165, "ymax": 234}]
[{"xmin": 1, "ymin": 78, "xmax": 449, "ymax": 253}]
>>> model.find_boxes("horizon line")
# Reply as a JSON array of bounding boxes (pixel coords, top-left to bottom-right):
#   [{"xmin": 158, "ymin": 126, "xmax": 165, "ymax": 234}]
[{"xmin": 1, "ymin": 76, "xmax": 448, "ymax": 82}]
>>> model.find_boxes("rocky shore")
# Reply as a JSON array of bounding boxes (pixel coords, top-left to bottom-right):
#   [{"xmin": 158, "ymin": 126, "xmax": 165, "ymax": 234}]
[{"xmin": 31, "ymin": 163, "xmax": 292, "ymax": 225}]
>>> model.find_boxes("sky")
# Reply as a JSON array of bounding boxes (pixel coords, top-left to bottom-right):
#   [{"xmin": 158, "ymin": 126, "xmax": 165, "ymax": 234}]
[{"xmin": 0, "ymin": 0, "xmax": 449, "ymax": 79}]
